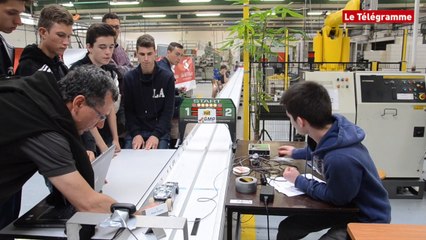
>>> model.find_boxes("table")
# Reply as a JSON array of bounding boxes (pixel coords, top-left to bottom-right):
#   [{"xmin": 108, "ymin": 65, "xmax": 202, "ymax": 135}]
[
  {"xmin": 347, "ymin": 223, "xmax": 426, "ymax": 240},
  {"xmin": 224, "ymin": 140, "xmax": 359, "ymax": 240},
  {"xmin": 1, "ymin": 124, "xmax": 234, "ymax": 240},
  {"xmin": 0, "ymin": 149, "xmax": 175, "ymax": 239}
]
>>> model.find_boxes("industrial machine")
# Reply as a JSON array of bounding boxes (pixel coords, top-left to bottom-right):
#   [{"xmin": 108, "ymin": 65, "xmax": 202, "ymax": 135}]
[
  {"xmin": 355, "ymin": 72, "xmax": 426, "ymax": 179},
  {"xmin": 306, "ymin": 72, "xmax": 426, "ymax": 177},
  {"xmin": 304, "ymin": 71, "xmax": 356, "ymax": 123},
  {"xmin": 313, "ymin": 0, "xmax": 362, "ymax": 71}
]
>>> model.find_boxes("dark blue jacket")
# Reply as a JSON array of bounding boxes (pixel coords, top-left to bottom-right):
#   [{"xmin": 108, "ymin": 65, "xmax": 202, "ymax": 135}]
[
  {"xmin": 124, "ymin": 62, "xmax": 175, "ymax": 138},
  {"xmin": 292, "ymin": 114, "xmax": 391, "ymax": 223},
  {"xmin": 157, "ymin": 57, "xmax": 172, "ymax": 72}
]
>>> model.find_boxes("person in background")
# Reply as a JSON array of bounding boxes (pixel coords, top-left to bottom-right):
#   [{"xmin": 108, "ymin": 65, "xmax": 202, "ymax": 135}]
[
  {"xmin": 211, "ymin": 64, "xmax": 229, "ymax": 98},
  {"xmin": 234, "ymin": 60, "xmax": 240, "ymax": 72},
  {"xmin": 124, "ymin": 34, "xmax": 175, "ymax": 150},
  {"xmin": 0, "ymin": 66, "xmax": 118, "ymax": 233},
  {"xmin": 157, "ymin": 41, "xmax": 185, "ymax": 148},
  {"xmin": 0, "ymin": 0, "xmax": 28, "ymax": 77},
  {"xmin": 217, "ymin": 64, "xmax": 229, "ymax": 90},
  {"xmin": 102, "ymin": 12, "xmax": 133, "ymax": 76},
  {"xmin": 0, "ymin": 0, "xmax": 29, "ymax": 233},
  {"xmin": 71, "ymin": 23, "xmax": 122, "ymax": 154},
  {"xmin": 16, "ymin": 4, "xmax": 73, "ymax": 81},
  {"xmin": 276, "ymin": 81, "xmax": 391, "ymax": 240}
]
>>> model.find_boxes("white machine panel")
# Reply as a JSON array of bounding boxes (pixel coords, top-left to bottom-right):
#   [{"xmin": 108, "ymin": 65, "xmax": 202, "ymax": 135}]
[
  {"xmin": 355, "ymin": 72, "xmax": 426, "ymax": 178},
  {"xmin": 304, "ymin": 71, "xmax": 356, "ymax": 123}
]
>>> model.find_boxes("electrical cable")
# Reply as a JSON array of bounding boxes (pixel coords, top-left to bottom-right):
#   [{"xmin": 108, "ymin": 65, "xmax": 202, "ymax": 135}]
[
  {"xmin": 263, "ymin": 196, "xmax": 271, "ymax": 240},
  {"xmin": 195, "ymin": 167, "xmax": 228, "ymax": 221}
]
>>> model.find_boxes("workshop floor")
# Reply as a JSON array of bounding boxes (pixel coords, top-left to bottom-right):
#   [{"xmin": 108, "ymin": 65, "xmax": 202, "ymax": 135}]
[{"xmin": 20, "ymin": 81, "xmax": 426, "ymax": 240}]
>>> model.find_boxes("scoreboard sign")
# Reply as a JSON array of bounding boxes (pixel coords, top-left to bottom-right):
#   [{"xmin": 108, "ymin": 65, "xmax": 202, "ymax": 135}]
[{"xmin": 179, "ymin": 98, "xmax": 237, "ymax": 143}]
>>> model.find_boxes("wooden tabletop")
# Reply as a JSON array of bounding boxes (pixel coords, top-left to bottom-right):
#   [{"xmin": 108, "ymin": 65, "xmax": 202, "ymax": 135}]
[
  {"xmin": 348, "ymin": 223, "xmax": 426, "ymax": 240},
  {"xmin": 225, "ymin": 140, "xmax": 359, "ymax": 215}
]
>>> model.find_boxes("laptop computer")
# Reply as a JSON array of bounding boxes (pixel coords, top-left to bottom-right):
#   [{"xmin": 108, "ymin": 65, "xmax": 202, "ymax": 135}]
[{"xmin": 14, "ymin": 145, "xmax": 115, "ymax": 228}]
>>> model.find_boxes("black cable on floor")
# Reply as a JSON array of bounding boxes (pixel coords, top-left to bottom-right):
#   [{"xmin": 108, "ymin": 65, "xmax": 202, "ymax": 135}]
[{"xmin": 263, "ymin": 196, "xmax": 271, "ymax": 240}]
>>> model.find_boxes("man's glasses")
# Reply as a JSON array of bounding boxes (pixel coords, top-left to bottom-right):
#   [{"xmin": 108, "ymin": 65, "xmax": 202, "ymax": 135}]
[{"xmin": 90, "ymin": 106, "xmax": 107, "ymax": 121}]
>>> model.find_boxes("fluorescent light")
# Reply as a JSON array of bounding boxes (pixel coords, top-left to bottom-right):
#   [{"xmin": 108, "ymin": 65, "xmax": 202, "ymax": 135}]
[
  {"xmin": 92, "ymin": 16, "xmax": 103, "ymax": 20},
  {"xmin": 179, "ymin": 0, "xmax": 211, "ymax": 3},
  {"xmin": 250, "ymin": 11, "xmax": 276, "ymax": 16},
  {"xmin": 196, "ymin": 12, "xmax": 220, "ymax": 17},
  {"xmin": 109, "ymin": 1, "xmax": 139, "ymax": 6},
  {"xmin": 142, "ymin": 14, "xmax": 166, "ymax": 18},
  {"xmin": 307, "ymin": 11, "xmax": 323, "ymax": 16},
  {"xmin": 21, "ymin": 18, "xmax": 36, "ymax": 25},
  {"xmin": 61, "ymin": 2, "xmax": 74, "ymax": 7}
]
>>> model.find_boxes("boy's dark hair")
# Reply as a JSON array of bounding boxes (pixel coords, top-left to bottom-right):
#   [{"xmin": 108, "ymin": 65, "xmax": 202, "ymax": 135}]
[
  {"xmin": 86, "ymin": 23, "xmax": 116, "ymax": 46},
  {"xmin": 220, "ymin": 65, "xmax": 227, "ymax": 70},
  {"xmin": 167, "ymin": 42, "xmax": 183, "ymax": 51},
  {"xmin": 37, "ymin": 4, "xmax": 73, "ymax": 30},
  {"xmin": 102, "ymin": 12, "xmax": 120, "ymax": 23},
  {"xmin": 281, "ymin": 81, "xmax": 333, "ymax": 129},
  {"xmin": 136, "ymin": 34, "xmax": 156, "ymax": 50}
]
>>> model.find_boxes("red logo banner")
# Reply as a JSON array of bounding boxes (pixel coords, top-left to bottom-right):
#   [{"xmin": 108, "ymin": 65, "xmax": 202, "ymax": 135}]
[
  {"xmin": 342, "ymin": 10, "xmax": 414, "ymax": 24},
  {"xmin": 173, "ymin": 57, "xmax": 195, "ymax": 84}
]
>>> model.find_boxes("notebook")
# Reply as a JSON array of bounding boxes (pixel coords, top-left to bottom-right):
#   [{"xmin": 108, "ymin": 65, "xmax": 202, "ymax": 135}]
[{"xmin": 14, "ymin": 145, "xmax": 115, "ymax": 228}]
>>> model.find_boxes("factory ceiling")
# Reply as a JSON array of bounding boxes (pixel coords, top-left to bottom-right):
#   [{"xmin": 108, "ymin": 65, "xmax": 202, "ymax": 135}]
[{"xmin": 29, "ymin": 0, "xmax": 426, "ymax": 32}]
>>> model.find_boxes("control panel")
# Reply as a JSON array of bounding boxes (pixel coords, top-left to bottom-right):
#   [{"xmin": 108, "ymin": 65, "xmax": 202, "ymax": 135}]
[
  {"xmin": 304, "ymin": 71, "xmax": 356, "ymax": 123},
  {"xmin": 359, "ymin": 74, "xmax": 426, "ymax": 103}
]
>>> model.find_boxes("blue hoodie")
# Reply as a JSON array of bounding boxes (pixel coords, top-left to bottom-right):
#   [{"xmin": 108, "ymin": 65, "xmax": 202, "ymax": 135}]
[{"xmin": 292, "ymin": 114, "xmax": 391, "ymax": 223}]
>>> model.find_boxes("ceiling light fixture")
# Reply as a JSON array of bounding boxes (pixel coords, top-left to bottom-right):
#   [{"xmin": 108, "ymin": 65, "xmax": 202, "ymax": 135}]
[
  {"xmin": 142, "ymin": 14, "xmax": 167, "ymax": 18},
  {"xmin": 21, "ymin": 18, "xmax": 37, "ymax": 25},
  {"xmin": 109, "ymin": 1, "xmax": 140, "ymax": 6},
  {"xmin": 92, "ymin": 16, "xmax": 103, "ymax": 19},
  {"xmin": 179, "ymin": 0, "xmax": 211, "ymax": 3},
  {"xmin": 61, "ymin": 2, "xmax": 74, "ymax": 7},
  {"xmin": 307, "ymin": 11, "xmax": 324, "ymax": 16},
  {"xmin": 196, "ymin": 12, "xmax": 220, "ymax": 17}
]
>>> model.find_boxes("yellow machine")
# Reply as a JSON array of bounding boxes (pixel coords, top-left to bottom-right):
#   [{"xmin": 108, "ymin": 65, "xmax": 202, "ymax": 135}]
[{"xmin": 313, "ymin": 0, "xmax": 362, "ymax": 71}]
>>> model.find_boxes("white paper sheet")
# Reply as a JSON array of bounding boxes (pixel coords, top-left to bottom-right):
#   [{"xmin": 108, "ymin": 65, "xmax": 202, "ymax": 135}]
[{"xmin": 268, "ymin": 174, "xmax": 325, "ymax": 197}]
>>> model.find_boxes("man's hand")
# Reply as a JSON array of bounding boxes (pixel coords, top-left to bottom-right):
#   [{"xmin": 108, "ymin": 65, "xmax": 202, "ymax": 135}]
[
  {"xmin": 112, "ymin": 139, "xmax": 121, "ymax": 153},
  {"xmin": 283, "ymin": 166, "xmax": 300, "ymax": 184},
  {"xmin": 132, "ymin": 135, "xmax": 145, "ymax": 149},
  {"xmin": 178, "ymin": 87, "xmax": 186, "ymax": 93},
  {"xmin": 144, "ymin": 136, "xmax": 159, "ymax": 149},
  {"xmin": 86, "ymin": 151, "xmax": 96, "ymax": 162},
  {"xmin": 278, "ymin": 145, "xmax": 295, "ymax": 157}
]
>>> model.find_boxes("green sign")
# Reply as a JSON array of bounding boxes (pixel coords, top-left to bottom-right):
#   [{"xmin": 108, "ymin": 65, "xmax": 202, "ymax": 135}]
[{"xmin": 179, "ymin": 98, "xmax": 236, "ymax": 143}]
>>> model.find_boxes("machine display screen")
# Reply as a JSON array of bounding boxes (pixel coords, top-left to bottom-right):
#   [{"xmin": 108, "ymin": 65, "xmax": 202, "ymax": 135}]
[{"xmin": 359, "ymin": 75, "xmax": 426, "ymax": 103}]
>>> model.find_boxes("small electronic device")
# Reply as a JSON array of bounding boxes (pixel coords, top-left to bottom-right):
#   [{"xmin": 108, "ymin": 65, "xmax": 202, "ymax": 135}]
[
  {"xmin": 260, "ymin": 185, "xmax": 275, "ymax": 204},
  {"xmin": 248, "ymin": 143, "xmax": 271, "ymax": 156},
  {"xmin": 153, "ymin": 182, "xmax": 179, "ymax": 202},
  {"xmin": 151, "ymin": 182, "xmax": 179, "ymax": 212}
]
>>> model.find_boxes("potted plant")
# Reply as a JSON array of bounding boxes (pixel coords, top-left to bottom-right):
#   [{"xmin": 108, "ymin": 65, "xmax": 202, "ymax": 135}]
[{"xmin": 222, "ymin": 0, "xmax": 304, "ymax": 140}]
